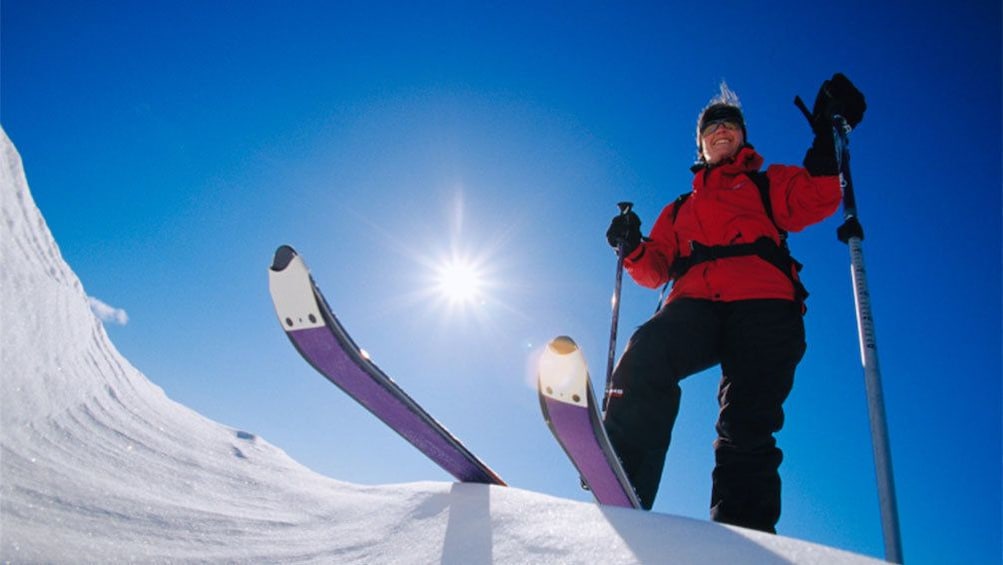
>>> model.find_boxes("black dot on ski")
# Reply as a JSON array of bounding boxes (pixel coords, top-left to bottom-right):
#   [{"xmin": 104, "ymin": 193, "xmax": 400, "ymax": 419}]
[
  {"xmin": 285, "ymin": 318, "xmax": 293, "ymax": 327},
  {"xmin": 572, "ymin": 394, "xmax": 581, "ymax": 403},
  {"xmin": 308, "ymin": 314, "xmax": 317, "ymax": 324}
]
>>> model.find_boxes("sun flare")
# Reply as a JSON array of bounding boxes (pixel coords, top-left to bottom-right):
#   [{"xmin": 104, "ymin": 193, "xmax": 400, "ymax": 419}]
[{"xmin": 435, "ymin": 258, "xmax": 484, "ymax": 305}]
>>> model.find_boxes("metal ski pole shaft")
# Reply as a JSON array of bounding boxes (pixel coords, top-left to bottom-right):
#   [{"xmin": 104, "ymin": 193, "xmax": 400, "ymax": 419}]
[
  {"xmin": 603, "ymin": 201, "xmax": 632, "ymax": 416},
  {"xmin": 833, "ymin": 117, "xmax": 904, "ymax": 564}
]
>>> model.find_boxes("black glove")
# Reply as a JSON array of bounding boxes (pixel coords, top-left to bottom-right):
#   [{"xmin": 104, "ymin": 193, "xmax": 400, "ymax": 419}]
[
  {"xmin": 803, "ymin": 73, "xmax": 865, "ymax": 176},
  {"xmin": 803, "ymin": 128, "xmax": 838, "ymax": 176},
  {"xmin": 810, "ymin": 72, "xmax": 866, "ymax": 133},
  {"xmin": 606, "ymin": 210, "xmax": 642, "ymax": 256}
]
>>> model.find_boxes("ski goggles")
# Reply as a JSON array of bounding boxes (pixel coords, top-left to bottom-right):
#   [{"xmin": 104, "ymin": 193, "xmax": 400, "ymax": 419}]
[{"xmin": 700, "ymin": 120, "xmax": 741, "ymax": 136}]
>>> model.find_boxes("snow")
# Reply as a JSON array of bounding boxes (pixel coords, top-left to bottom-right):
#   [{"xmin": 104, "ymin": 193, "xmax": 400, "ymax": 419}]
[{"xmin": 0, "ymin": 126, "xmax": 884, "ymax": 563}]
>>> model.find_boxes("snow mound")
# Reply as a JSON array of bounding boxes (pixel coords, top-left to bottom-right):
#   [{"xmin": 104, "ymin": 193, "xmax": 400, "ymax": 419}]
[{"xmin": 0, "ymin": 127, "xmax": 882, "ymax": 563}]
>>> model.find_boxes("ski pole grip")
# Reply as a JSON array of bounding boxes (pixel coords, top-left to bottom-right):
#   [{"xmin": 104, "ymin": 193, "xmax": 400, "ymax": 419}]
[{"xmin": 617, "ymin": 201, "xmax": 633, "ymax": 215}]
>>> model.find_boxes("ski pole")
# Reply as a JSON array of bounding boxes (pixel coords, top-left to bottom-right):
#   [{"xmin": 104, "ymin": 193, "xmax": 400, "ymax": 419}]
[
  {"xmin": 602, "ymin": 201, "xmax": 632, "ymax": 416},
  {"xmin": 832, "ymin": 116, "xmax": 904, "ymax": 564}
]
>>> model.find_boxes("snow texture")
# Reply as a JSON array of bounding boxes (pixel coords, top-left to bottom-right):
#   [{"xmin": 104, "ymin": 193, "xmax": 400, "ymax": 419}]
[{"xmin": 0, "ymin": 126, "xmax": 884, "ymax": 563}]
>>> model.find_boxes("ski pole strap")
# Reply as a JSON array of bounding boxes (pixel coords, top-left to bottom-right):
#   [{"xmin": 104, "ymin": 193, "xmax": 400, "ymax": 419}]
[{"xmin": 668, "ymin": 237, "xmax": 809, "ymax": 303}]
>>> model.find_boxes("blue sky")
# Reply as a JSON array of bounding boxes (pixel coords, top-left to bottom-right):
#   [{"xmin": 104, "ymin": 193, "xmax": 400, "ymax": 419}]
[{"xmin": 3, "ymin": 1, "xmax": 1000, "ymax": 562}]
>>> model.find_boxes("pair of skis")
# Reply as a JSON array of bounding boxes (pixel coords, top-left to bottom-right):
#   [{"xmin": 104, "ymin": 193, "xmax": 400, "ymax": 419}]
[{"xmin": 268, "ymin": 245, "xmax": 639, "ymax": 508}]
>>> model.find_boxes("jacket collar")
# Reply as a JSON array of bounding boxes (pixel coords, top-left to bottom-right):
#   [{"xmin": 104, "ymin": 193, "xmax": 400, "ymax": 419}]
[{"xmin": 690, "ymin": 145, "xmax": 764, "ymax": 175}]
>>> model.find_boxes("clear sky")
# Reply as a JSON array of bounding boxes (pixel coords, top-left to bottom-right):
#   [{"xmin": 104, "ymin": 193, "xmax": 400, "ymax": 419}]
[{"xmin": 2, "ymin": 1, "xmax": 1000, "ymax": 562}]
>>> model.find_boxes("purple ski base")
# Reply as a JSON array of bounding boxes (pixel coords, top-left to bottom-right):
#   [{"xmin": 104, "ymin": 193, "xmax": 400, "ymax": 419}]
[
  {"xmin": 286, "ymin": 326, "xmax": 501, "ymax": 484},
  {"xmin": 541, "ymin": 394, "xmax": 637, "ymax": 508}
]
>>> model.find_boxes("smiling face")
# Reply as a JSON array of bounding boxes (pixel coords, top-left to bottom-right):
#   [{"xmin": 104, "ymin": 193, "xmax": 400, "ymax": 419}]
[{"xmin": 700, "ymin": 120, "xmax": 745, "ymax": 165}]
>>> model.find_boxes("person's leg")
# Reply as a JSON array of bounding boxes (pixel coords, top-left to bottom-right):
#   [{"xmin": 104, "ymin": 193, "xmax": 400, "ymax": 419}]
[
  {"xmin": 711, "ymin": 300, "xmax": 806, "ymax": 532},
  {"xmin": 603, "ymin": 298, "xmax": 721, "ymax": 509}
]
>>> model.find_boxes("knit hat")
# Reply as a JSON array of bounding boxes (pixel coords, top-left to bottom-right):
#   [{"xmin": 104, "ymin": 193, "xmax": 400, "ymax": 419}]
[{"xmin": 695, "ymin": 82, "xmax": 748, "ymax": 164}]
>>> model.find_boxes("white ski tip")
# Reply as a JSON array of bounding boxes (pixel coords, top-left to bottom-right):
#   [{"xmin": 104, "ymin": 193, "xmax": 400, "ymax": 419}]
[
  {"xmin": 268, "ymin": 247, "xmax": 325, "ymax": 331},
  {"xmin": 538, "ymin": 336, "xmax": 590, "ymax": 408}
]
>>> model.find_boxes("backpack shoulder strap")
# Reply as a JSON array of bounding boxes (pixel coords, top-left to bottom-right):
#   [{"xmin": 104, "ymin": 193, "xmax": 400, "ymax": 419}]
[
  {"xmin": 747, "ymin": 170, "xmax": 788, "ymax": 242},
  {"xmin": 670, "ymin": 192, "xmax": 692, "ymax": 224},
  {"xmin": 746, "ymin": 171, "xmax": 776, "ymax": 226}
]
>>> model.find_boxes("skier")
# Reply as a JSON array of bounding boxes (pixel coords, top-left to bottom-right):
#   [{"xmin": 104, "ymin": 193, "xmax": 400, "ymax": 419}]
[{"xmin": 603, "ymin": 75, "xmax": 865, "ymax": 533}]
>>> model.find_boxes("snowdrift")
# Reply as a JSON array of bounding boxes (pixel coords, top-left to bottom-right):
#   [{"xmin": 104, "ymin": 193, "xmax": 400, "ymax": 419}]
[{"xmin": 0, "ymin": 127, "xmax": 883, "ymax": 563}]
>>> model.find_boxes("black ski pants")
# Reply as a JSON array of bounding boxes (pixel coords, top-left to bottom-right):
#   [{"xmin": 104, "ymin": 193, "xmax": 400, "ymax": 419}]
[{"xmin": 603, "ymin": 298, "xmax": 806, "ymax": 533}]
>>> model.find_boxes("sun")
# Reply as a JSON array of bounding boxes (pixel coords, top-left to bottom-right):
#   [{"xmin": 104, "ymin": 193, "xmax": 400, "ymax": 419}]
[{"xmin": 434, "ymin": 257, "xmax": 485, "ymax": 305}]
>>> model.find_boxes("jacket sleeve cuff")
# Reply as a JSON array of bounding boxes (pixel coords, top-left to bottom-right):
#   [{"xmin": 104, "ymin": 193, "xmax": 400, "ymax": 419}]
[{"xmin": 624, "ymin": 243, "xmax": 646, "ymax": 264}]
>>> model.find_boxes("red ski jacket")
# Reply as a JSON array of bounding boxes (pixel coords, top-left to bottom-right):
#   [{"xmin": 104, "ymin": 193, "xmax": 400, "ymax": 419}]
[{"xmin": 624, "ymin": 146, "xmax": 841, "ymax": 303}]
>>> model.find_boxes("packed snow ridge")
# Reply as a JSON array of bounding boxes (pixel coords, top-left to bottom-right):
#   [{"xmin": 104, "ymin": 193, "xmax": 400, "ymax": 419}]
[{"xmin": 0, "ymin": 127, "xmax": 883, "ymax": 563}]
